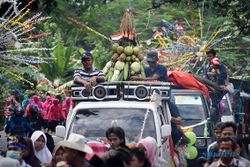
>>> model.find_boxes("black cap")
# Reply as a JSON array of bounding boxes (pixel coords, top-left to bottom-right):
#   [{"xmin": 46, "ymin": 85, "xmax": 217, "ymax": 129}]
[
  {"xmin": 146, "ymin": 51, "xmax": 158, "ymax": 62},
  {"xmin": 81, "ymin": 52, "xmax": 93, "ymax": 60}
]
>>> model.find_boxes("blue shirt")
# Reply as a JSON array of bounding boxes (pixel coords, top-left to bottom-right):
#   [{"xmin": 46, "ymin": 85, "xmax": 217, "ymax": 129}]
[{"xmin": 145, "ymin": 64, "xmax": 168, "ymax": 82}]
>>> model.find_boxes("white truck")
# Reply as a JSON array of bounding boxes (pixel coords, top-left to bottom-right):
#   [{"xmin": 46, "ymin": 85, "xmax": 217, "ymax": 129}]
[{"xmin": 56, "ymin": 82, "xmax": 174, "ymax": 166}]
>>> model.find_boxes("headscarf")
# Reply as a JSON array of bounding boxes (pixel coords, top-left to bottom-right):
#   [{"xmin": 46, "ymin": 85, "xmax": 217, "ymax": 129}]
[
  {"xmin": 32, "ymin": 96, "xmax": 44, "ymax": 115},
  {"xmin": 43, "ymin": 96, "xmax": 52, "ymax": 112},
  {"xmin": 31, "ymin": 131, "xmax": 52, "ymax": 165},
  {"xmin": 47, "ymin": 145, "xmax": 64, "ymax": 167},
  {"xmin": 61, "ymin": 97, "xmax": 74, "ymax": 119},
  {"xmin": 137, "ymin": 136, "xmax": 157, "ymax": 167},
  {"xmin": 25, "ymin": 96, "xmax": 44, "ymax": 117},
  {"xmin": 47, "ymin": 98, "xmax": 63, "ymax": 122}
]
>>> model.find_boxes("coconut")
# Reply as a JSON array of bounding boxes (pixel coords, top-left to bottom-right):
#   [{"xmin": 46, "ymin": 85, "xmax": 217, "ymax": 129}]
[
  {"xmin": 131, "ymin": 55, "xmax": 137, "ymax": 62},
  {"xmin": 111, "ymin": 53, "xmax": 119, "ymax": 62},
  {"xmin": 133, "ymin": 46, "xmax": 141, "ymax": 55},
  {"xmin": 137, "ymin": 54, "xmax": 144, "ymax": 61},
  {"xmin": 119, "ymin": 53, "xmax": 127, "ymax": 62},
  {"xmin": 112, "ymin": 43, "xmax": 119, "ymax": 52},
  {"xmin": 124, "ymin": 46, "xmax": 133, "ymax": 56},
  {"xmin": 117, "ymin": 46, "xmax": 124, "ymax": 54}
]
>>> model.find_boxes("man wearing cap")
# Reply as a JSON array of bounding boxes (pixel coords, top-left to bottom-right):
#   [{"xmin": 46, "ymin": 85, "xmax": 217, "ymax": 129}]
[
  {"xmin": 130, "ymin": 51, "xmax": 168, "ymax": 82},
  {"xmin": 5, "ymin": 136, "xmax": 31, "ymax": 167},
  {"xmin": 74, "ymin": 52, "xmax": 105, "ymax": 92},
  {"xmin": 58, "ymin": 133, "xmax": 94, "ymax": 167}
]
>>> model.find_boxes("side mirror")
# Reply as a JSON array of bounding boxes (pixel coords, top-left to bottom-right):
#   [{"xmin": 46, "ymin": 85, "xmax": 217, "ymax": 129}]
[
  {"xmin": 161, "ymin": 124, "xmax": 171, "ymax": 138},
  {"xmin": 55, "ymin": 125, "xmax": 66, "ymax": 138}
]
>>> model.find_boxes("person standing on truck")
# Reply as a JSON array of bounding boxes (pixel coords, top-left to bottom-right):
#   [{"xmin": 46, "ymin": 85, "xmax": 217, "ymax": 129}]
[
  {"xmin": 130, "ymin": 51, "xmax": 168, "ymax": 82},
  {"xmin": 205, "ymin": 49, "xmax": 227, "ymax": 86},
  {"xmin": 73, "ymin": 52, "xmax": 105, "ymax": 92}
]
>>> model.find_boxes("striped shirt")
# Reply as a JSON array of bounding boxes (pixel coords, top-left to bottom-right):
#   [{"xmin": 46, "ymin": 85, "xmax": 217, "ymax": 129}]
[{"xmin": 73, "ymin": 68, "xmax": 104, "ymax": 81}]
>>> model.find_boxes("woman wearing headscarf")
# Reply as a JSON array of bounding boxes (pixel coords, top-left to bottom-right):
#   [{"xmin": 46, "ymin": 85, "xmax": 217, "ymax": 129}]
[
  {"xmin": 26, "ymin": 96, "xmax": 44, "ymax": 117},
  {"xmin": 42, "ymin": 96, "xmax": 53, "ymax": 130},
  {"xmin": 45, "ymin": 145, "xmax": 65, "ymax": 167},
  {"xmin": 43, "ymin": 96, "xmax": 53, "ymax": 114},
  {"xmin": 47, "ymin": 98, "xmax": 63, "ymax": 132},
  {"xmin": 137, "ymin": 136, "xmax": 157, "ymax": 167},
  {"xmin": 61, "ymin": 97, "xmax": 74, "ymax": 119},
  {"xmin": 23, "ymin": 137, "xmax": 41, "ymax": 167},
  {"xmin": 31, "ymin": 131, "xmax": 52, "ymax": 166}
]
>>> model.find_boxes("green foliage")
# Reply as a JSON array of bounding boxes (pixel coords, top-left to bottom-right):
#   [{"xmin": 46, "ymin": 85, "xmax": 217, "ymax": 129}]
[{"xmin": 93, "ymin": 41, "xmax": 112, "ymax": 69}]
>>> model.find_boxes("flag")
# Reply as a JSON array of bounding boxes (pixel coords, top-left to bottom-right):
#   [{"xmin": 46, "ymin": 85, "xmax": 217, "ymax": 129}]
[{"xmin": 110, "ymin": 32, "xmax": 123, "ymax": 41}]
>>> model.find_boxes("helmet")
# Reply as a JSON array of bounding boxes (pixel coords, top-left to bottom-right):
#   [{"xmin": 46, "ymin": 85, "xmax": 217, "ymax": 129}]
[{"xmin": 211, "ymin": 57, "xmax": 220, "ymax": 65}]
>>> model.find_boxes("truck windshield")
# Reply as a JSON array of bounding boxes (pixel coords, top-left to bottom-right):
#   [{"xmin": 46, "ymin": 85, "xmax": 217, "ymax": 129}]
[
  {"xmin": 173, "ymin": 95, "xmax": 206, "ymax": 122},
  {"xmin": 69, "ymin": 108, "xmax": 156, "ymax": 143}
]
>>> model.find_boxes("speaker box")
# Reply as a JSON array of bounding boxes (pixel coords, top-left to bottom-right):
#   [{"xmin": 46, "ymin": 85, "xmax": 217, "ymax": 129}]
[
  {"xmin": 71, "ymin": 83, "xmax": 119, "ymax": 101},
  {"xmin": 123, "ymin": 83, "xmax": 170, "ymax": 101}
]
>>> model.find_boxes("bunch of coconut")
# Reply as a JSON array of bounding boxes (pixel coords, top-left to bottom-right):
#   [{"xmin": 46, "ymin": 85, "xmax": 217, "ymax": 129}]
[{"xmin": 103, "ymin": 43, "xmax": 145, "ymax": 82}]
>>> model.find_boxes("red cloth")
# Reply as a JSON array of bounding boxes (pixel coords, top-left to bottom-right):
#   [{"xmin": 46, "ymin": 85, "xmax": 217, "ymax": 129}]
[
  {"xmin": 47, "ymin": 98, "xmax": 63, "ymax": 122},
  {"xmin": 85, "ymin": 142, "xmax": 109, "ymax": 160},
  {"xmin": 168, "ymin": 71, "xmax": 210, "ymax": 100},
  {"xmin": 61, "ymin": 97, "xmax": 74, "ymax": 119}
]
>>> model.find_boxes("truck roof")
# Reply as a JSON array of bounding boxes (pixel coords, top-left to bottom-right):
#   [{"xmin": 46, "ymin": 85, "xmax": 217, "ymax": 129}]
[
  {"xmin": 171, "ymin": 89, "xmax": 205, "ymax": 95},
  {"xmin": 73, "ymin": 100, "xmax": 160, "ymax": 111}
]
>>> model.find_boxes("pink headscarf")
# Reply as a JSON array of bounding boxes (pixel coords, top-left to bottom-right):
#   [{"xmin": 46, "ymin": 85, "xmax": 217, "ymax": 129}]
[
  {"xmin": 42, "ymin": 96, "xmax": 52, "ymax": 119},
  {"xmin": 137, "ymin": 136, "xmax": 157, "ymax": 167},
  {"xmin": 47, "ymin": 98, "xmax": 63, "ymax": 122},
  {"xmin": 25, "ymin": 95, "xmax": 43, "ymax": 117},
  {"xmin": 43, "ymin": 96, "xmax": 52, "ymax": 112},
  {"xmin": 32, "ymin": 95, "xmax": 44, "ymax": 115},
  {"xmin": 61, "ymin": 97, "xmax": 74, "ymax": 119}
]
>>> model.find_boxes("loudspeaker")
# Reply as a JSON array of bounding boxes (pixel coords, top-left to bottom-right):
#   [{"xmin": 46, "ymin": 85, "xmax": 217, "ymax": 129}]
[
  {"xmin": 71, "ymin": 83, "xmax": 119, "ymax": 101},
  {"xmin": 123, "ymin": 83, "xmax": 170, "ymax": 101}
]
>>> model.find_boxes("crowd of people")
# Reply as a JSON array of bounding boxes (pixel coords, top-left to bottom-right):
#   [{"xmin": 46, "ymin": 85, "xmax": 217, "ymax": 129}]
[
  {"xmin": 3, "ymin": 94, "xmax": 74, "ymax": 136},
  {"xmin": 0, "ymin": 126, "xmax": 160, "ymax": 167},
  {"xmin": 197, "ymin": 122, "xmax": 250, "ymax": 167}
]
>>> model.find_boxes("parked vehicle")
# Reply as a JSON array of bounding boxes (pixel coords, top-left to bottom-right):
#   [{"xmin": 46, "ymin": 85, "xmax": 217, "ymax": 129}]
[{"xmin": 170, "ymin": 89, "xmax": 215, "ymax": 166}]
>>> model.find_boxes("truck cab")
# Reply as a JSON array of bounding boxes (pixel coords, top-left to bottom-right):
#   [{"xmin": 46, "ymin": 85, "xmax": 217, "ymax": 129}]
[
  {"xmin": 170, "ymin": 89, "xmax": 213, "ymax": 153},
  {"xmin": 56, "ymin": 82, "xmax": 173, "ymax": 166}
]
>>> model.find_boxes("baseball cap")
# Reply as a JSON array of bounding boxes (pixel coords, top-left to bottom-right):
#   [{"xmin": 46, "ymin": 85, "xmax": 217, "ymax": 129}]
[
  {"xmin": 146, "ymin": 51, "xmax": 158, "ymax": 62},
  {"xmin": 81, "ymin": 52, "xmax": 93, "ymax": 60}
]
